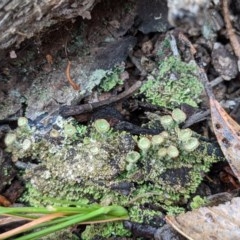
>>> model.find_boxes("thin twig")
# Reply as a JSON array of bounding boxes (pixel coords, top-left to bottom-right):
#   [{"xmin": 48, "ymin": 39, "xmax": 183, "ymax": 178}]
[
  {"xmin": 222, "ymin": 0, "xmax": 240, "ymax": 60},
  {"xmin": 65, "ymin": 61, "xmax": 80, "ymax": 91},
  {"xmin": 60, "ymin": 81, "xmax": 142, "ymax": 117},
  {"xmin": 209, "ymin": 76, "xmax": 224, "ymax": 87},
  {"xmin": 178, "ymin": 32, "xmax": 197, "ymax": 55},
  {"xmin": 183, "ymin": 110, "xmax": 211, "ymax": 128}
]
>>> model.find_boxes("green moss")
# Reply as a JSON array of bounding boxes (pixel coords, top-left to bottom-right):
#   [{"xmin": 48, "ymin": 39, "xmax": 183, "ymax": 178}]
[{"xmin": 139, "ymin": 56, "xmax": 203, "ymax": 109}]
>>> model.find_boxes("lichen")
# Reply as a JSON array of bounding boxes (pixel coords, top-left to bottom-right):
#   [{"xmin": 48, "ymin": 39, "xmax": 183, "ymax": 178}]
[
  {"xmin": 99, "ymin": 66, "xmax": 124, "ymax": 92},
  {"xmin": 39, "ymin": 229, "xmax": 79, "ymax": 240},
  {"xmin": 139, "ymin": 56, "xmax": 203, "ymax": 108},
  {"xmin": 5, "ymin": 110, "xmax": 220, "ymax": 239},
  {"xmin": 190, "ymin": 195, "xmax": 207, "ymax": 209},
  {"xmin": 82, "ymin": 222, "xmax": 131, "ymax": 240}
]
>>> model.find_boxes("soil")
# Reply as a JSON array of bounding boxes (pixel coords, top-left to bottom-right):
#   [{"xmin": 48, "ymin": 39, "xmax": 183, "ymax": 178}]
[{"xmin": 0, "ymin": 0, "xmax": 240, "ymax": 239}]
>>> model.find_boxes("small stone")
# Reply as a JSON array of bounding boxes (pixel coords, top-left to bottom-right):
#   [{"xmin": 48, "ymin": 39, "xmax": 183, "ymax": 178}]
[{"xmin": 212, "ymin": 43, "xmax": 238, "ymax": 80}]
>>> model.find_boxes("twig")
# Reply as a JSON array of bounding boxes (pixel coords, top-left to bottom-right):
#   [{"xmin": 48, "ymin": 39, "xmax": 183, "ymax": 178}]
[
  {"xmin": 222, "ymin": 0, "xmax": 240, "ymax": 61},
  {"xmin": 178, "ymin": 32, "xmax": 197, "ymax": 55},
  {"xmin": 60, "ymin": 81, "xmax": 142, "ymax": 117},
  {"xmin": 183, "ymin": 110, "xmax": 211, "ymax": 128},
  {"xmin": 209, "ymin": 76, "xmax": 224, "ymax": 87},
  {"xmin": 65, "ymin": 61, "xmax": 80, "ymax": 91}
]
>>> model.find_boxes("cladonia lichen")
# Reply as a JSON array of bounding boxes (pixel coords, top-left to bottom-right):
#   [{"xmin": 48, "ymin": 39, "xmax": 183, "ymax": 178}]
[
  {"xmin": 99, "ymin": 65, "xmax": 124, "ymax": 92},
  {"xmin": 4, "ymin": 109, "xmax": 220, "ymax": 239}
]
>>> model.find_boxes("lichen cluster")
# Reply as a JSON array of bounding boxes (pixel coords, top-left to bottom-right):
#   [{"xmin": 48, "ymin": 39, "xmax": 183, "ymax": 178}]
[
  {"xmin": 139, "ymin": 56, "xmax": 203, "ymax": 108},
  {"xmin": 99, "ymin": 65, "xmax": 124, "ymax": 92},
  {"xmin": 4, "ymin": 109, "xmax": 219, "ymax": 239}
]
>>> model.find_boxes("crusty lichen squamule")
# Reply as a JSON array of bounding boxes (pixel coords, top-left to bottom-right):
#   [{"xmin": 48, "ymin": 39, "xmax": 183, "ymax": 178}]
[{"xmin": 4, "ymin": 109, "xmax": 219, "ymax": 239}]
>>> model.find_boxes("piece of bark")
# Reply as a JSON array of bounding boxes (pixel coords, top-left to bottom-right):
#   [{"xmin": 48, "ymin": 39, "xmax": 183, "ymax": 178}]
[{"xmin": 0, "ymin": 0, "xmax": 97, "ymax": 49}]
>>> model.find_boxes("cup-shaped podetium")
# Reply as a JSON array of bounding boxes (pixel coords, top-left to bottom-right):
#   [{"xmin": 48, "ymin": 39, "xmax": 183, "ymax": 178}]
[
  {"xmin": 167, "ymin": 145, "xmax": 179, "ymax": 158},
  {"xmin": 126, "ymin": 151, "xmax": 141, "ymax": 163},
  {"xmin": 177, "ymin": 128, "xmax": 192, "ymax": 142},
  {"xmin": 137, "ymin": 137, "xmax": 151, "ymax": 152},
  {"xmin": 160, "ymin": 131, "xmax": 169, "ymax": 139},
  {"xmin": 4, "ymin": 133, "xmax": 17, "ymax": 146},
  {"xmin": 94, "ymin": 119, "xmax": 110, "ymax": 134},
  {"xmin": 17, "ymin": 117, "xmax": 29, "ymax": 128},
  {"xmin": 160, "ymin": 115, "xmax": 174, "ymax": 130},
  {"xmin": 182, "ymin": 137, "xmax": 200, "ymax": 152},
  {"xmin": 64, "ymin": 124, "xmax": 77, "ymax": 137},
  {"xmin": 172, "ymin": 108, "xmax": 187, "ymax": 124},
  {"xmin": 22, "ymin": 139, "xmax": 32, "ymax": 151},
  {"xmin": 157, "ymin": 147, "xmax": 167, "ymax": 158},
  {"xmin": 151, "ymin": 134, "xmax": 164, "ymax": 146}
]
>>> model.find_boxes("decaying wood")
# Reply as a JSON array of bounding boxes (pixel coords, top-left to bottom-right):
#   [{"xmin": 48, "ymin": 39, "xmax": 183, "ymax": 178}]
[
  {"xmin": 60, "ymin": 81, "xmax": 142, "ymax": 117},
  {"xmin": 222, "ymin": 0, "xmax": 240, "ymax": 60},
  {"xmin": 0, "ymin": 0, "xmax": 97, "ymax": 49}
]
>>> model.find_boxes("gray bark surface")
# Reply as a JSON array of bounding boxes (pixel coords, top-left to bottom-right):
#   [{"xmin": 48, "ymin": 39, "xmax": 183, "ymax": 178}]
[{"xmin": 0, "ymin": 0, "xmax": 97, "ymax": 49}]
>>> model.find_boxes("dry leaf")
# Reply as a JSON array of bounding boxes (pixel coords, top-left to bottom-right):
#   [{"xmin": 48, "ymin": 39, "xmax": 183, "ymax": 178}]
[
  {"xmin": 0, "ymin": 195, "xmax": 11, "ymax": 207},
  {"xmin": 166, "ymin": 197, "xmax": 240, "ymax": 240},
  {"xmin": 210, "ymin": 98, "xmax": 240, "ymax": 181}
]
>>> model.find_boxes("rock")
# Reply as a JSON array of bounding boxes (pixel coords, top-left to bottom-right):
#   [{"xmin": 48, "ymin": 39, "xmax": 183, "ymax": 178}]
[
  {"xmin": 211, "ymin": 43, "xmax": 238, "ymax": 81},
  {"xmin": 91, "ymin": 36, "xmax": 137, "ymax": 70},
  {"xmin": 137, "ymin": 0, "xmax": 170, "ymax": 34}
]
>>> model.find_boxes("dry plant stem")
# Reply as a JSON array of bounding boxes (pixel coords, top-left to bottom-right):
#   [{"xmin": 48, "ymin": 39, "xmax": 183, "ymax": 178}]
[
  {"xmin": 222, "ymin": 0, "xmax": 240, "ymax": 59},
  {"xmin": 209, "ymin": 76, "xmax": 224, "ymax": 87},
  {"xmin": 183, "ymin": 110, "xmax": 211, "ymax": 128},
  {"xmin": 0, "ymin": 213, "xmax": 64, "ymax": 239},
  {"xmin": 65, "ymin": 61, "xmax": 80, "ymax": 91},
  {"xmin": 178, "ymin": 32, "xmax": 197, "ymax": 55},
  {"xmin": 60, "ymin": 81, "xmax": 142, "ymax": 117}
]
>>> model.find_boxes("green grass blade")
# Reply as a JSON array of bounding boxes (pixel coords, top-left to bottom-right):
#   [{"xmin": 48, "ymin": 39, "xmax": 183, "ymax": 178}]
[{"xmin": 12, "ymin": 206, "xmax": 128, "ymax": 240}]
